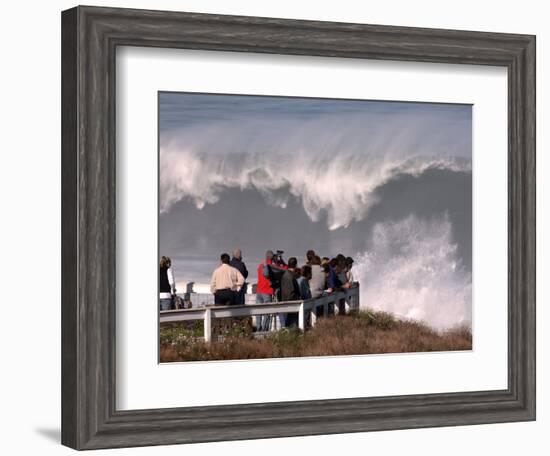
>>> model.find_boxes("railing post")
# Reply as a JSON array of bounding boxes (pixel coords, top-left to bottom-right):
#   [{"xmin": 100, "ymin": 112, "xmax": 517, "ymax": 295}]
[
  {"xmin": 350, "ymin": 286, "xmax": 359, "ymax": 311},
  {"xmin": 344, "ymin": 294, "xmax": 351, "ymax": 314},
  {"xmin": 298, "ymin": 302, "xmax": 305, "ymax": 331},
  {"xmin": 311, "ymin": 304, "xmax": 317, "ymax": 327},
  {"xmin": 204, "ymin": 307, "xmax": 212, "ymax": 343}
]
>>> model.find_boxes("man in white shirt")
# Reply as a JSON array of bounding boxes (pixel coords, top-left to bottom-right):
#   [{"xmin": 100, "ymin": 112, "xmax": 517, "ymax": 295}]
[{"xmin": 210, "ymin": 253, "xmax": 245, "ymax": 305}]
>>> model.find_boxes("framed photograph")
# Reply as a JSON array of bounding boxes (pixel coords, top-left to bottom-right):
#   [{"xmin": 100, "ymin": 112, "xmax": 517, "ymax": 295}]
[{"xmin": 61, "ymin": 5, "xmax": 535, "ymax": 450}]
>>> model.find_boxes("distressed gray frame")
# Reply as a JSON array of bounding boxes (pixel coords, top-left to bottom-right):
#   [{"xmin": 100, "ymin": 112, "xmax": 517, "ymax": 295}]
[{"xmin": 61, "ymin": 5, "xmax": 536, "ymax": 450}]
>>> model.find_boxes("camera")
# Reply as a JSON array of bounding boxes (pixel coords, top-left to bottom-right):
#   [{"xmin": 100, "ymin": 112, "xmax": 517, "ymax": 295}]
[
  {"xmin": 272, "ymin": 249, "xmax": 285, "ymax": 265},
  {"xmin": 266, "ymin": 263, "xmax": 285, "ymax": 299},
  {"xmin": 262, "ymin": 250, "xmax": 286, "ymax": 299}
]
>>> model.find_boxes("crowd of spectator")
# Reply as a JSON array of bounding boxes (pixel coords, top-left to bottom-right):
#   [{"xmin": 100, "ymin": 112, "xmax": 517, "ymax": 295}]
[{"xmin": 160, "ymin": 249, "xmax": 357, "ymax": 331}]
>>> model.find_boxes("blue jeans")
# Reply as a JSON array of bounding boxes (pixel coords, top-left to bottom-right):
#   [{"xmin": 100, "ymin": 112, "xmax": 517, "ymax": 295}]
[
  {"xmin": 160, "ymin": 298, "xmax": 172, "ymax": 311},
  {"xmin": 256, "ymin": 293, "xmax": 272, "ymax": 331}
]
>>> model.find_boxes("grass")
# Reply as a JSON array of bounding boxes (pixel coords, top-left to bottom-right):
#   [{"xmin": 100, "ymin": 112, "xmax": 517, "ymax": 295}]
[{"xmin": 159, "ymin": 309, "xmax": 472, "ymax": 362}]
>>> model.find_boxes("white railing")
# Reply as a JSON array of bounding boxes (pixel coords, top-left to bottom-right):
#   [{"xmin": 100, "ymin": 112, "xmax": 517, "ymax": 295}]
[{"xmin": 160, "ymin": 286, "xmax": 359, "ymax": 342}]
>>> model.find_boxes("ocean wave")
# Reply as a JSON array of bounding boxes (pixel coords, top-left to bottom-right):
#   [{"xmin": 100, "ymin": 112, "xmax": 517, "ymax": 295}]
[{"xmin": 160, "ymin": 114, "xmax": 471, "ymax": 229}]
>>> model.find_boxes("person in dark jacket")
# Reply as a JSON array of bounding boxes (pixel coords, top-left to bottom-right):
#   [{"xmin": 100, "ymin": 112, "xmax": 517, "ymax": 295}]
[
  {"xmin": 335, "ymin": 254, "xmax": 348, "ymax": 285},
  {"xmin": 230, "ymin": 248, "xmax": 248, "ymax": 305},
  {"xmin": 297, "ymin": 265, "xmax": 312, "ymax": 300},
  {"xmin": 159, "ymin": 256, "xmax": 176, "ymax": 310},
  {"xmin": 280, "ymin": 257, "xmax": 301, "ymax": 328},
  {"xmin": 297, "ymin": 265, "xmax": 313, "ymax": 327},
  {"xmin": 327, "ymin": 258, "xmax": 342, "ymax": 292},
  {"xmin": 280, "ymin": 257, "xmax": 301, "ymax": 301},
  {"xmin": 305, "ymin": 249, "xmax": 316, "ymax": 265}
]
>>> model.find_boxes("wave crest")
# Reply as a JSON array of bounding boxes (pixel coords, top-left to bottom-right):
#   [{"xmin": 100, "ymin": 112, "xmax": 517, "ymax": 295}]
[{"xmin": 160, "ymin": 114, "xmax": 470, "ymax": 229}]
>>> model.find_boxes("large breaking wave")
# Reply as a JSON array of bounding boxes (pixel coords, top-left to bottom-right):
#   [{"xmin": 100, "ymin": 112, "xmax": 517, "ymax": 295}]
[
  {"xmin": 160, "ymin": 112, "xmax": 472, "ymax": 330},
  {"xmin": 160, "ymin": 114, "xmax": 470, "ymax": 230}
]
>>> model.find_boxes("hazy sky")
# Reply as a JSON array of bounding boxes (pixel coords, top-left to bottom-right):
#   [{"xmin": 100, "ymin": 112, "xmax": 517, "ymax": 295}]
[
  {"xmin": 159, "ymin": 92, "xmax": 472, "ymax": 138},
  {"xmin": 158, "ymin": 92, "xmax": 472, "ymax": 329}
]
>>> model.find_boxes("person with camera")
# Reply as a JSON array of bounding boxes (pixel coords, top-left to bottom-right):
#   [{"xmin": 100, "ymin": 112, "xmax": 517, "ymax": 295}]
[
  {"xmin": 256, "ymin": 250, "xmax": 274, "ymax": 331},
  {"xmin": 256, "ymin": 250, "xmax": 287, "ymax": 331}
]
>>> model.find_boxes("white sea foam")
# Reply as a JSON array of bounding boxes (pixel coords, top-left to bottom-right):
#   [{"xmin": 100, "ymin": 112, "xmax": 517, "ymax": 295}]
[{"xmin": 353, "ymin": 214, "xmax": 472, "ymax": 331}]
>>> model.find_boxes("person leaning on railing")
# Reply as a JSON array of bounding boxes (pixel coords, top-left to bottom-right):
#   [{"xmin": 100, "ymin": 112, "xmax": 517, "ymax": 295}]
[
  {"xmin": 335, "ymin": 254, "xmax": 348, "ymax": 287},
  {"xmin": 326, "ymin": 258, "xmax": 342, "ymax": 293},
  {"xmin": 342, "ymin": 256, "xmax": 356, "ymax": 289}
]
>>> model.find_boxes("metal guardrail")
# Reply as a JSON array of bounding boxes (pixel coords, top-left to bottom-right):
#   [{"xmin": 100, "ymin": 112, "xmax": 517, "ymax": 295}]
[{"xmin": 160, "ymin": 286, "xmax": 360, "ymax": 342}]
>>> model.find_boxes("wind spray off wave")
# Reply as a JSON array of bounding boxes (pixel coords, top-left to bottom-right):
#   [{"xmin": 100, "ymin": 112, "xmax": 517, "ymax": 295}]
[{"xmin": 160, "ymin": 112, "xmax": 471, "ymax": 230}]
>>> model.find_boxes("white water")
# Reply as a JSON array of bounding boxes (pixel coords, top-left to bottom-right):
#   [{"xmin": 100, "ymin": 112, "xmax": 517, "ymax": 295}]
[{"xmin": 353, "ymin": 214, "xmax": 472, "ymax": 331}]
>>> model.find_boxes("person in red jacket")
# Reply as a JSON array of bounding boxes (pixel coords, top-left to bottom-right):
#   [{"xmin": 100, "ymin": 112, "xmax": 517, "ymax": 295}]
[
  {"xmin": 256, "ymin": 250, "xmax": 288, "ymax": 331},
  {"xmin": 256, "ymin": 250, "xmax": 274, "ymax": 331}
]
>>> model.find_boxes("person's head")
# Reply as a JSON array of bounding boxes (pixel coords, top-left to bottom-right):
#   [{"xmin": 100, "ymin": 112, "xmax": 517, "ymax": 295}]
[
  {"xmin": 233, "ymin": 248, "xmax": 242, "ymax": 260},
  {"xmin": 336, "ymin": 253, "xmax": 346, "ymax": 262},
  {"xmin": 220, "ymin": 253, "xmax": 230, "ymax": 264},
  {"xmin": 311, "ymin": 255, "xmax": 321, "ymax": 266},
  {"xmin": 288, "ymin": 257, "xmax": 298, "ymax": 270},
  {"xmin": 321, "ymin": 257, "xmax": 330, "ymax": 266},
  {"xmin": 265, "ymin": 250, "xmax": 274, "ymax": 261},
  {"xmin": 301, "ymin": 265, "xmax": 312, "ymax": 280},
  {"xmin": 160, "ymin": 256, "xmax": 171, "ymax": 268},
  {"xmin": 336, "ymin": 258, "xmax": 346, "ymax": 273},
  {"xmin": 345, "ymin": 256, "xmax": 354, "ymax": 270},
  {"xmin": 329, "ymin": 258, "xmax": 338, "ymax": 268},
  {"xmin": 306, "ymin": 250, "xmax": 316, "ymax": 263}
]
